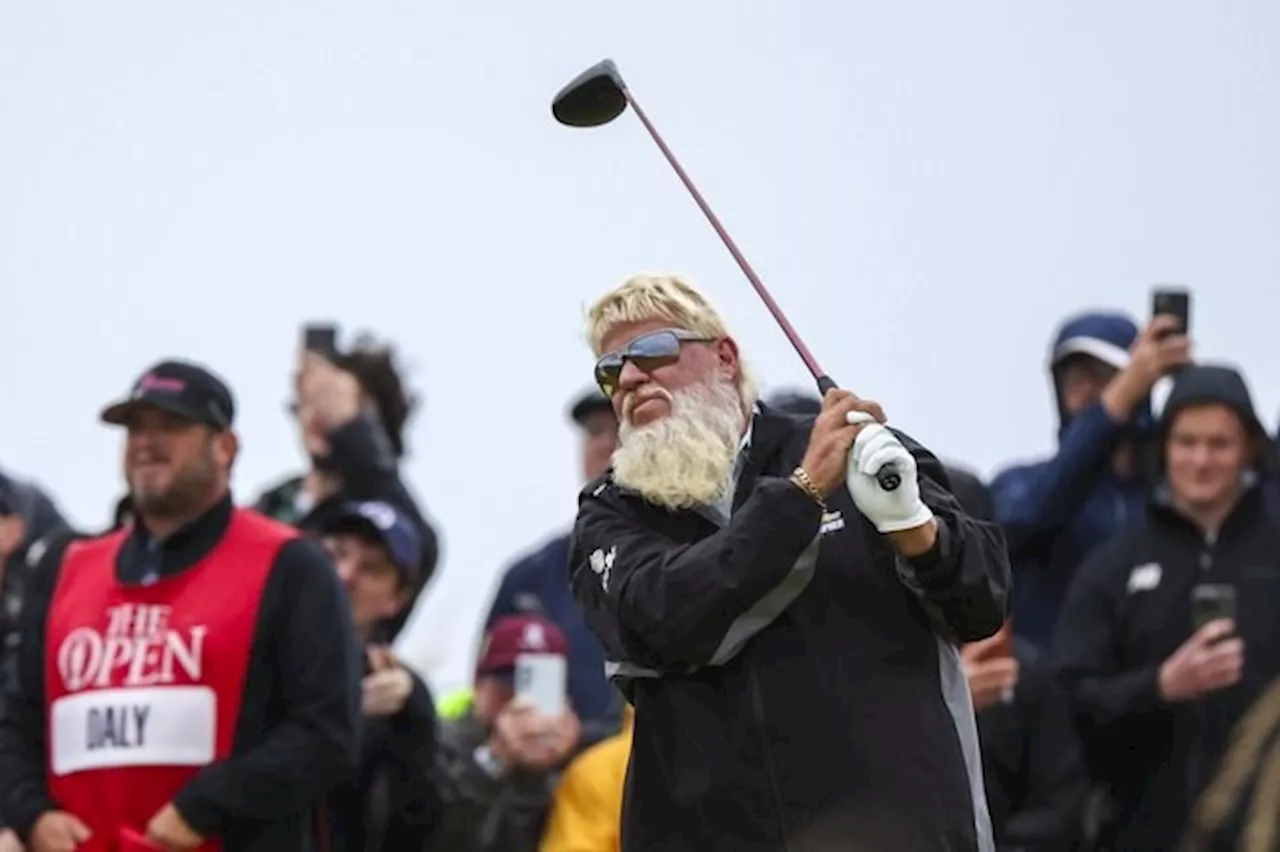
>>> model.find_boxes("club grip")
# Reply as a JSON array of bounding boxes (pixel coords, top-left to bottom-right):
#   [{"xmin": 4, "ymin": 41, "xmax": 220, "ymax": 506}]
[
  {"xmin": 814, "ymin": 374, "xmax": 900, "ymax": 491},
  {"xmin": 875, "ymin": 465, "xmax": 902, "ymax": 491}
]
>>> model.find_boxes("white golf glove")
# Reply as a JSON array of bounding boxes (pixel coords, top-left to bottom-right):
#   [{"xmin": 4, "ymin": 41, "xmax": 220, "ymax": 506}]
[{"xmin": 845, "ymin": 411, "xmax": 934, "ymax": 533}]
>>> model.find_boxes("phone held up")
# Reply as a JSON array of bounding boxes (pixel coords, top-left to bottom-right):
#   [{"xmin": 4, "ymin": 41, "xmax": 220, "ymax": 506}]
[
  {"xmin": 1151, "ymin": 286, "xmax": 1191, "ymax": 339},
  {"xmin": 1191, "ymin": 583, "xmax": 1237, "ymax": 632},
  {"xmin": 302, "ymin": 322, "xmax": 340, "ymax": 361},
  {"xmin": 515, "ymin": 652, "xmax": 567, "ymax": 717}
]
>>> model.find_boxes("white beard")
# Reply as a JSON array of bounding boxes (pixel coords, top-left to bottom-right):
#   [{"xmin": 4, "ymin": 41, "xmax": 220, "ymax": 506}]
[{"xmin": 612, "ymin": 378, "xmax": 747, "ymax": 511}]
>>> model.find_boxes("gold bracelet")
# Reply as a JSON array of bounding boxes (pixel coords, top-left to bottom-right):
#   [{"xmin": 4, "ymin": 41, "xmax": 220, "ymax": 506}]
[{"xmin": 789, "ymin": 466, "xmax": 826, "ymax": 510}]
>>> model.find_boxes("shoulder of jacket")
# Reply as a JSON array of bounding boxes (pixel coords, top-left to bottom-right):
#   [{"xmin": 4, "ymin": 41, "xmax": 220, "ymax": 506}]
[
  {"xmin": 232, "ymin": 507, "xmax": 304, "ymax": 547},
  {"xmin": 252, "ymin": 474, "xmax": 304, "ymax": 506},
  {"xmin": 989, "ymin": 458, "xmax": 1044, "ymax": 488},
  {"xmin": 438, "ymin": 716, "xmax": 480, "ymax": 750},
  {"xmin": 65, "ymin": 528, "xmax": 128, "ymax": 559},
  {"xmin": 24, "ymin": 527, "xmax": 80, "ymax": 570},
  {"xmin": 505, "ymin": 531, "xmax": 572, "ymax": 573},
  {"xmin": 1080, "ymin": 523, "xmax": 1151, "ymax": 585},
  {"xmin": 578, "ymin": 473, "xmax": 619, "ymax": 504}
]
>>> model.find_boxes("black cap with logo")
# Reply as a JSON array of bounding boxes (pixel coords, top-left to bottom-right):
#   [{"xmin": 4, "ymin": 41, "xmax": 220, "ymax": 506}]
[{"xmin": 99, "ymin": 360, "xmax": 236, "ymax": 430}]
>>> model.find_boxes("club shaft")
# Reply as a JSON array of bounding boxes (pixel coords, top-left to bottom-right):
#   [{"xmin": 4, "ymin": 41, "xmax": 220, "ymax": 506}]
[
  {"xmin": 619, "ymin": 86, "xmax": 903, "ymax": 492},
  {"xmin": 622, "ymin": 91, "xmax": 827, "ymax": 383}
]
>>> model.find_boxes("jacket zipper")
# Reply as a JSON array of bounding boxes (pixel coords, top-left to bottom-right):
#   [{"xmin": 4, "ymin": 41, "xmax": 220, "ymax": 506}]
[
  {"xmin": 1186, "ymin": 528, "xmax": 1219, "ymax": 803},
  {"xmin": 749, "ymin": 661, "xmax": 792, "ymax": 851}
]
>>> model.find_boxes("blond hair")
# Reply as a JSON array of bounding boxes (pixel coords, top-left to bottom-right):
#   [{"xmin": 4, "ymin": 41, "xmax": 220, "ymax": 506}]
[{"xmin": 586, "ymin": 274, "xmax": 758, "ymax": 404}]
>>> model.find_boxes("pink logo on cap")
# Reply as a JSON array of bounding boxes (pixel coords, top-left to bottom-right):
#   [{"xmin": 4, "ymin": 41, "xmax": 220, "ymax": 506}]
[{"xmin": 136, "ymin": 374, "xmax": 186, "ymax": 394}]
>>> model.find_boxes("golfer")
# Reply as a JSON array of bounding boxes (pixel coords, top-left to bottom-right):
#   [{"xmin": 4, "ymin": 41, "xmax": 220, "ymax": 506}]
[{"xmin": 570, "ymin": 275, "xmax": 1010, "ymax": 852}]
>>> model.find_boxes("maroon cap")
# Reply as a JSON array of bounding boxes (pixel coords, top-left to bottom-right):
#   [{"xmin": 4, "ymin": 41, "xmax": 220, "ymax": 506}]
[{"xmin": 477, "ymin": 615, "xmax": 569, "ymax": 674}]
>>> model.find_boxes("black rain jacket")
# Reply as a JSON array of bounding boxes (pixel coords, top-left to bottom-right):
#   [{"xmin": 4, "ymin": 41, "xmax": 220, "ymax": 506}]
[
  {"xmin": 1054, "ymin": 363, "xmax": 1280, "ymax": 850},
  {"xmin": 569, "ymin": 406, "xmax": 1011, "ymax": 852}
]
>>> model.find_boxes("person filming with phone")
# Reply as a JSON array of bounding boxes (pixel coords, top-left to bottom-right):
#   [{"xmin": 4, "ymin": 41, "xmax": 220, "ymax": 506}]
[
  {"xmin": 990, "ymin": 289, "xmax": 1193, "ymax": 650},
  {"xmin": 255, "ymin": 326, "xmax": 439, "ymax": 639},
  {"xmin": 432, "ymin": 615, "xmax": 579, "ymax": 852},
  {"xmin": 1054, "ymin": 361, "xmax": 1280, "ymax": 850}
]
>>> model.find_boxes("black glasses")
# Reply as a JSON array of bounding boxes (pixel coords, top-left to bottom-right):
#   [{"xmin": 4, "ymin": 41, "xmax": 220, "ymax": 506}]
[{"xmin": 593, "ymin": 328, "xmax": 711, "ymax": 398}]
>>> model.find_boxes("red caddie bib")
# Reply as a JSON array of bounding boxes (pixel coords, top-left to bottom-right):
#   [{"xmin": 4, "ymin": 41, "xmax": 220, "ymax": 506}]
[{"xmin": 44, "ymin": 509, "xmax": 296, "ymax": 852}]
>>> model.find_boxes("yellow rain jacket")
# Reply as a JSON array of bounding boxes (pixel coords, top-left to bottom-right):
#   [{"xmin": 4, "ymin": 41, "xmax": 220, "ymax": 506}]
[{"xmin": 540, "ymin": 705, "xmax": 634, "ymax": 852}]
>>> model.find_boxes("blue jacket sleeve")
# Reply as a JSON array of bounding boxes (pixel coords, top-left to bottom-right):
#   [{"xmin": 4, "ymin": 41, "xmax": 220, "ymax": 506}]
[
  {"xmin": 483, "ymin": 569, "xmax": 521, "ymax": 628},
  {"xmin": 990, "ymin": 403, "xmax": 1128, "ymax": 560}
]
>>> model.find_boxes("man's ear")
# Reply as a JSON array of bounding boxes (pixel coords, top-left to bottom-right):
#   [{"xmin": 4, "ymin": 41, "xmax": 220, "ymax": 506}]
[
  {"xmin": 716, "ymin": 336, "xmax": 741, "ymax": 380},
  {"xmin": 0, "ymin": 516, "xmax": 26, "ymax": 558},
  {"xmin": 213, "ymin": 431, "xmax": 239, "ymax": 468}
]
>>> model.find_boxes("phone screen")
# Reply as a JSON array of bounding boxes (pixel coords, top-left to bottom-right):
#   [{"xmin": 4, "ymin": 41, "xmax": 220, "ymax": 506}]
[
  {"xmin": 1191, "ymin": 583, "xmax": 1236, "ymax": 631},
  {"xmin": 1152, "ymin": 287, "xmax": 1191, "ymax": 335},
  {"xmin": 302, "ymin": 324, "xmax": 339, "ymax": 359},
  {"xmin": 514, "ymin": 653, "xmax": 566, "ymax": 716}
]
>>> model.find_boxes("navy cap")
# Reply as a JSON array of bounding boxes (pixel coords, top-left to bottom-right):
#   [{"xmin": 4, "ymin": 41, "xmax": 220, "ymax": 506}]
[
  {"xmin": 100, "ymin": 360, "xmax": 235, "ymax": 430},
  {"xmin": 568, "ymin": 389, "xmax": 613, "ymax": 426},
  {"xmin": 324, "ymin": 500, "xmax": 423, "ymax": 585}
]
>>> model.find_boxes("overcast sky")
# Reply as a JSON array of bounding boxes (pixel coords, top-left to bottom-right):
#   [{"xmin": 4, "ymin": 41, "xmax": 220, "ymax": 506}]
[{"xmin": 3, "ymin": 1, "xmax": 1277, "ymax": 693}]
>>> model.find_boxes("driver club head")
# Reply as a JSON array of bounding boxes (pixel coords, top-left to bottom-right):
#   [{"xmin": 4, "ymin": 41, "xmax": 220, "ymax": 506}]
[{"xmin": 551, "ymin": 59, "xmax": 628, "ymax": 128}]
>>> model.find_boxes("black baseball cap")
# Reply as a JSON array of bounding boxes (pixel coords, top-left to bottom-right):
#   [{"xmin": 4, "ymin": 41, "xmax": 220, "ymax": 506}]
[
  {"xmin": 100, "ymin": 360, "xmax": 236, "ymax": 430},
  {"xmin": 766, "ymin": 389, "xmax": 822, "ymax": 417},
  {"xmin": 569, "ymin": 388, "xmax": 613, "ymax": 426}
]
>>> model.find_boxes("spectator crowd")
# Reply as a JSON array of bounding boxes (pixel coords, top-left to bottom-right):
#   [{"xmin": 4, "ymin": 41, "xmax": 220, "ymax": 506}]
[{"xmin": 1, "ymin": 288, "xmax": 1279, "ymax": 851}]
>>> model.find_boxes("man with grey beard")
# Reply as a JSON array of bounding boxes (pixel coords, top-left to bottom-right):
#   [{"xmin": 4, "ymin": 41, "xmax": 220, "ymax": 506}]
[
  {"xmin": 0, "ymin": 359, "xmax": 361, "ymax": 852},
  {"xmin": 569, "ymin": 275, "xmax": 1011, "ymax": 852}
]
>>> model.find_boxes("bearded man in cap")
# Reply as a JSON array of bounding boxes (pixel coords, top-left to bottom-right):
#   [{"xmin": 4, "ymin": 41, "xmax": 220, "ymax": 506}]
[
  {"xmin": 0, "ymin": 359, "xmax": 361, "ymax": 852},
  {"xmin": 570, "ymin": 275, "xmax": 1010, "ymax": 852}
]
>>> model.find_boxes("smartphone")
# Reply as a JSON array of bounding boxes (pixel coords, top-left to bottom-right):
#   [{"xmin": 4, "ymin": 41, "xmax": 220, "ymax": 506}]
[
  {"xmin": 1152, "ymin": 287, "xmax": 1191, "ymax": 336},
  {"xmin": 1191, "ymin": 583, "xmax": 1237, "ymax": 631},
  {"xmin": 515, "ymin": 652, "xmax": 567, "ymax": 716},
  {"xmin": 302, "ymin": 323, "xmax": 339, "ymax": 360}
]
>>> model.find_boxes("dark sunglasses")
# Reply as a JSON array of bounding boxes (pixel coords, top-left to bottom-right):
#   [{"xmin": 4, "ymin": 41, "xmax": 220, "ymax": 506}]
[{"xmin": 594, "ymin": 328, "xmax": 712, "ymax": 398}]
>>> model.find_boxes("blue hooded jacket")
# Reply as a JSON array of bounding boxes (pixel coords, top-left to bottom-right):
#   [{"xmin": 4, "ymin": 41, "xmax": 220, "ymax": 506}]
[{"xmin": 990, "ymin": 312, "xmax": 1150, "ymax": 649}]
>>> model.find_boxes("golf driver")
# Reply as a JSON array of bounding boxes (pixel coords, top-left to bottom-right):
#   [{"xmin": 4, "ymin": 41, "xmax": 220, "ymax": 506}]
[{"xmin": 552, "ymin": 59, "xmax": 901, "ymax": 491}]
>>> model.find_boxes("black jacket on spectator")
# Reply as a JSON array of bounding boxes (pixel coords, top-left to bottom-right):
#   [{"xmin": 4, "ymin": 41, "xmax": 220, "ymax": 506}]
[
  {"xmin": 431, "ymin": 712, "xmax": 558, "ymax": 852},
  {"xmin": 330, "ymin": 656, "xmax": 439, "ymax": 852},
  {"xmin": 255, "ymin": 410, "xmax": 439, "ymax": 639},
  {"xmin": 0, "ymin": 527, "xmax": 80, "ymax": 696},
  {"xmin": 1054, "ymin": 364, "xmax": 1280, "ymax": 852},
  {"xmin": 941, "ymin": 465, "xmax": 1089, "ymax": 850},
  {"xmin": 571, "ymin": 406, "xmax": 1010, "ymax": 852},
  {"xmin": 0, "ymin": 473, "xmax": 72, "ymax": 691},
  {"xmin": 0, "ymin": 497, "xmax": 363, "ymax": 851},
  {"xmin": 979, "ymin": 639, "xmax": 1088, "ymax": 851}
]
